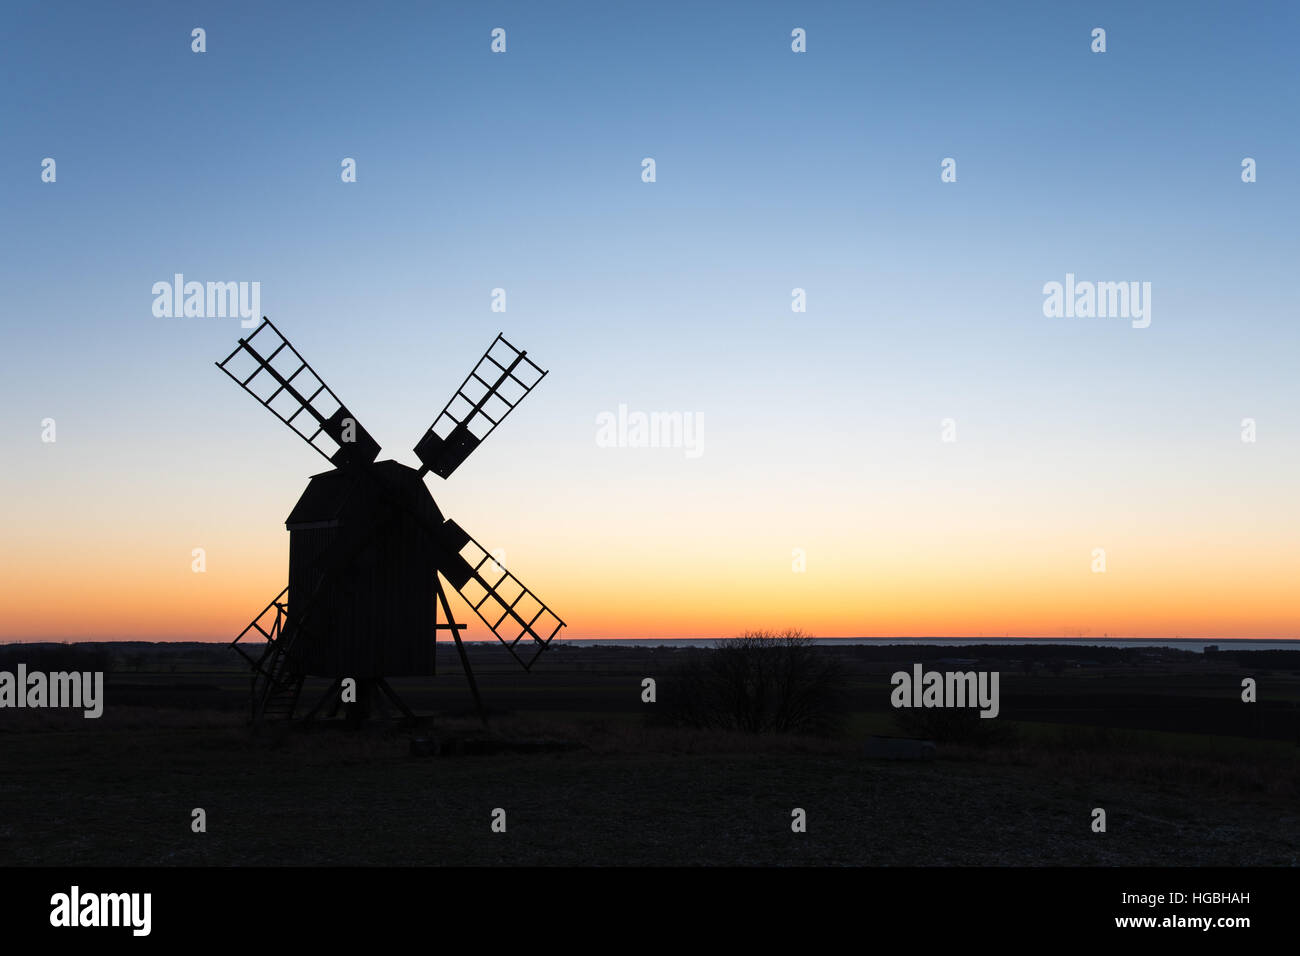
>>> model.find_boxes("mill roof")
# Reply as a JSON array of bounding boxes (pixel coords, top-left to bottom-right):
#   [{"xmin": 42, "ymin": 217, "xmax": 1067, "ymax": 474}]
[{"xmin": 285, "ymin": 460, "xmax": 441, "ymax": 529}]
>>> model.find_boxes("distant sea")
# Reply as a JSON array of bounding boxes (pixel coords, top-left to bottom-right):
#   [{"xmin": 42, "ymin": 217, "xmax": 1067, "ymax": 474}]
[{"xmin": 559, "ymin": 638, "xmax": 1296, "ymax": 652}]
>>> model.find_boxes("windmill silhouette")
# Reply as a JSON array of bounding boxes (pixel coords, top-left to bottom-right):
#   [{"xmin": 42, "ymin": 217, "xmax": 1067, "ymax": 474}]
[{"xmin": 217, "ymin": 318, "xmax": 565, "ymax": 725}]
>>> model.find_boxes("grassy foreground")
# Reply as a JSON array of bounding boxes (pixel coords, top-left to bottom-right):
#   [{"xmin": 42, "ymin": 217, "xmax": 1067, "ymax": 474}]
[{"xmin": 1, "ymin": 708, "xmax": 1295, "ymax": 866}]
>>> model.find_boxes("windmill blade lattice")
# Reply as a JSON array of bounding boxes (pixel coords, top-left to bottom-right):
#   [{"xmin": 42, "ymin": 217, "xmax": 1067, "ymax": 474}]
[
  {"xmin": 216, "ymin": 318, "xmax": 380, "ymax": 467},
  {"xmin": 442, "ymin": 525, "xmax": 566, "ymax": 669},
  {"xmin": 414, "ymin": 333, "xmax": 547, "ymax": 478}
]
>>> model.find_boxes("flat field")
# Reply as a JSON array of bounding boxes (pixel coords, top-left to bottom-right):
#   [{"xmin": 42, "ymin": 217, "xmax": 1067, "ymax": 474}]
[{"xmin": 0, "ymin": 642, "xmax": 1296, "ymax": 866}]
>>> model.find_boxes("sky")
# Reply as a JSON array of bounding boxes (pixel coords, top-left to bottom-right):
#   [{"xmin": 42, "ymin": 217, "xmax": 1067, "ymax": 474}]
[{"xmin": 1, "ymin": 1, "xmax": 1297, "ymax": 642}]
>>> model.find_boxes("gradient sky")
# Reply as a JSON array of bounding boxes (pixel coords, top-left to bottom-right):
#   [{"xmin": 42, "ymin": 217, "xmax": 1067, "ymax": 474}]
[{"xmin": 1, "ymin": 1, "xmax": 1297, "ymax": 642}]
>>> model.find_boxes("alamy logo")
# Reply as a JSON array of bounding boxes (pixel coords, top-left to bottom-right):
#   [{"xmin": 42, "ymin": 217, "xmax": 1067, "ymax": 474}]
[
  {"xmin": 890, "ymin": 664, "xmax": 1000, "ymax": 718},
  {"xmin": 0, "ymin": 665, "xmax": 104, "ymax": 718},
  {"xmin": 152, "ymin": 273, "xmax": 261, "ymax": 327},
  {"xmin": 50, "ymin": 886, "xmax": 151, "ymax": 936},
  {"xmin": 595, "ymin": 404, "xmax": 704, "ymax": 459},
  {"xmin": 1042, "ymin": 273, "xmax": 1151, "ymax": 328}
]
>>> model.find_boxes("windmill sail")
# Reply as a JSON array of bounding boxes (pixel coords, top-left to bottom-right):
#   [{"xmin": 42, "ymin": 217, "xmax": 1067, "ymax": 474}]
[
  {"xmin": 414, "ymin": 333, "xmax": 547, "ymax": 478},
  {"xmin": 436, "ymin": 521, "xmax": 565, "ymax": 669},
  {"xmin": 216, "ymin": 318, "xmax": 380, "ymax": 467}
]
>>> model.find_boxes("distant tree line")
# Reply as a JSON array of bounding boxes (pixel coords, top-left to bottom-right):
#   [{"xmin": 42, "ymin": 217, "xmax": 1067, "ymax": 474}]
[
  {"xmin": 0, "ymin": 641, "xmax": 242, "ymax": 674},
  {"xmin": 0, "ymin": 643, "xmax": 114, "ymax": 672}
]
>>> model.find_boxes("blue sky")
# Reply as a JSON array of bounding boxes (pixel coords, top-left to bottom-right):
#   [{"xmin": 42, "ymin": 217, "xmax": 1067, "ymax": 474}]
[{"xmin": 1, "ymin": 1, "xmax": 1297, "ymax": 639}]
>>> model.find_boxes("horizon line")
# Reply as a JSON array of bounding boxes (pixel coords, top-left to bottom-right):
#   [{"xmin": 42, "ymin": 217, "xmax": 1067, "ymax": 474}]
[{"xmin": 2, "ymin": 635, "xmax": 1295, "ymax": 646}]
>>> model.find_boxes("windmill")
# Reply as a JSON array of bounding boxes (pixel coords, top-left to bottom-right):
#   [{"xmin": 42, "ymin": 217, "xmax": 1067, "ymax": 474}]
[{"xmin": 216, "ymin": 318, "xmax": 565, "ymax": 725}]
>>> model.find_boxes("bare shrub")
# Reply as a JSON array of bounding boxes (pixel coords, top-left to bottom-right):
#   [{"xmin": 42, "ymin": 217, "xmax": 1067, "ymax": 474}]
[{"xmin": 658, "ymin": 629, "xmax": 847, "ymax": 735}]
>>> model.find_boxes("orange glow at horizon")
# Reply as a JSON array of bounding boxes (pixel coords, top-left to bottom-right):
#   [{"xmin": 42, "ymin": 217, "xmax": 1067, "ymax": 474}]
[
  {"xmin": 3, "ymin": 435, "xmax": 1297, "ymax": 643},
  {"xmin": 2, "ymin": 516, "xmax": 1296, "ymax": 642}
]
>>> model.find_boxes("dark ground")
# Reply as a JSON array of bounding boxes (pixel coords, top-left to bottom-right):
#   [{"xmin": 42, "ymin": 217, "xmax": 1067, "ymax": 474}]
[{"xmin": 0, "ymin": 641, "xmax": 1296, "ymax": 866}]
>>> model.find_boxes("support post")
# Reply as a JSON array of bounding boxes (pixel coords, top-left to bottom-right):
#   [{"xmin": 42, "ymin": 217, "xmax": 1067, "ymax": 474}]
[
  {"xmin": 376, "ymin": 678, "xmax": 417, "ymax": 721},
  {"xmin": 302, "ymin": 677, "xmax": 344, "ymax": 722},
  {"xmin": 436, "ymin": 576, "xmax": 487, "ymax": 727}
]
